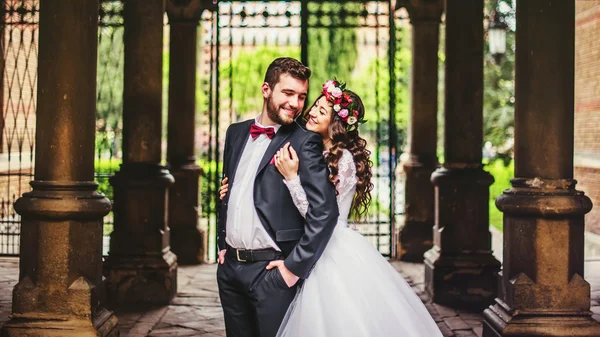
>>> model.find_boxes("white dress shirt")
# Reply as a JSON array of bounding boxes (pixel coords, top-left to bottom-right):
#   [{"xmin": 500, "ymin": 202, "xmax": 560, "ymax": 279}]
[{"xmin": 225, "ymin": 114, "xmax": 281, "ymax": 251}]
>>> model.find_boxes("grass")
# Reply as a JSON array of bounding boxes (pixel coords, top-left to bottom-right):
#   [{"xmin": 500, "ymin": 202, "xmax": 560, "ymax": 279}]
[{"xmin": 484, "ymin": 159, "xmax": 514, "ymax": 231}]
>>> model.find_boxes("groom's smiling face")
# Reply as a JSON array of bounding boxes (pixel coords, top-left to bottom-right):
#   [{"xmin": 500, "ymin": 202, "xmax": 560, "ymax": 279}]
[{"xmin": 262, "ymin": 73, "xmax": 308, "ymax": 126}]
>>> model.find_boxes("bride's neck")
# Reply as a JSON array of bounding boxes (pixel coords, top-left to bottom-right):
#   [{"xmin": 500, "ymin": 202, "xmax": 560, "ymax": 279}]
[{"xmin": 323, "ymin": 138, "xmax": 333, "ymax": 151}]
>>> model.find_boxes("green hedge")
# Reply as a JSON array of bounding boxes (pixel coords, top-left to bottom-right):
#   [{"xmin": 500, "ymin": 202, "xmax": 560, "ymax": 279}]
[
  {"xmin": 484, "ymin": 159, "xmax": 514, "ymax": 231},
  {"xmin": 94, "ymin": 159, "xmax": 121, "ymax": 201}
]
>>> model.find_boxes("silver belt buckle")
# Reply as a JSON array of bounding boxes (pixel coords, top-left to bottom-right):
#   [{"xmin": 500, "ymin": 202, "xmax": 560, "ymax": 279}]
[{"xmin": 236, "ymin": 249, "xmax": 247, "ymax": 262}]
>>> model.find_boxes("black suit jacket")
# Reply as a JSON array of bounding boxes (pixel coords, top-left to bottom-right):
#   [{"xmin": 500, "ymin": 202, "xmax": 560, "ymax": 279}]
[{"xmin": 217, "ymin": 119, "xmax": 339, "ymax": 279}]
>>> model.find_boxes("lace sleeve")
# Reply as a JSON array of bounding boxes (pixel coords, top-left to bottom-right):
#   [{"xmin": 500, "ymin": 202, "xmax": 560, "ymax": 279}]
[
  {"xmin": 283, "ymin": 150, "xmax": 356, "ymax": 217},
  {"xmin": 336, "ymin": 149, "xmax": 357, "ymax": 204},
  {"xmin": 283, "ymin": 175, "xmax": 309, "ymax": 218}
]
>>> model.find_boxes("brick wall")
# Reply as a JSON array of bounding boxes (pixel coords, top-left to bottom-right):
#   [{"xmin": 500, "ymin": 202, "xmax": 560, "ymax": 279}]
[{"xmin": 575, "ymin": 1, "xmax": 600, "ymax": 235}]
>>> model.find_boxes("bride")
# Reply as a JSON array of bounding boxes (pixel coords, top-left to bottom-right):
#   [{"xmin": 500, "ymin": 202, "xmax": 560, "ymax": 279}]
[{"xmin": 221, "ymin": 79, "xmax": 443, "ymax": 337}]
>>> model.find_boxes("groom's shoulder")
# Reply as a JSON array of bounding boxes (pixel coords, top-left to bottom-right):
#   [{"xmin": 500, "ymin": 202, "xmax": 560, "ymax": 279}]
[
  {"xmin": 230, "ymin": 119, "xmax": 253, "ymax": 129},
  {"xmin": 291, "ymin": 120, "xmax": 318, "ymax": 140},
  {"xmin": 289, "ymin": 121, "xmax": 323, "ymax": 153},
  {"xmin": 226, "ymin": 119, "xmax": 253, "ymax": 135}
]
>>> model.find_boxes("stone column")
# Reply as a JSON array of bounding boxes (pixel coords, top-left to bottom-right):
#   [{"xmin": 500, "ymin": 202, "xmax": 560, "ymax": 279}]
[
  {"xmin": 397, "ymin": 0, "xmax": 443, "ymax": 262},
  {"xmin": 0, "ymin": 0, "xmax": 118, "ymax": 336},
  {"xmin": 103, "ymin": 0, "xmax": 178, "ymax": 305},
  {"xmin": 483, "ymin": 1, "xmax": 600, "ymax": 336},
  {"xmin": 423, "ymin": 0, "xmax": 501, "ymax": 311},
  {"xmin": 165, "ymin": 0, "xmax": 206, "ymax": 265}
]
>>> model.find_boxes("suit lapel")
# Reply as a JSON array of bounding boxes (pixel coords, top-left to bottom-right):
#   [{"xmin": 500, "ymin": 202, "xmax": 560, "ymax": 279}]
[
  {"xmin": 255, "ymin": 123, "xmax": 295, "ymax": 177},
  {"xmin": 228, "ymin": 120, "xmax": 252, "ymax": 184}
]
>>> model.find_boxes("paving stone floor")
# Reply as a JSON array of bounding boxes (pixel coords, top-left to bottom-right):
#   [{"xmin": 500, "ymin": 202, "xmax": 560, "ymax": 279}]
[{"xmin": 0, "ymin": 257, "xmax": 599, "ymax": 336}]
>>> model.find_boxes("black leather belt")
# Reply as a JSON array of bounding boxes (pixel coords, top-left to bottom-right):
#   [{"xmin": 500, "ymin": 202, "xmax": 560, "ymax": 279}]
[{"xmin": 226, "ymin": 245, "xmax": 283, "ymax": 262}]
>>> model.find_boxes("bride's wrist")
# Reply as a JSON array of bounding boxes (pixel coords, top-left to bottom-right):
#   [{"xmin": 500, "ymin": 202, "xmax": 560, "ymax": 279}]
[{"xmin": 285, "ymin": 173, "xmax": 298, "ymax": 181}]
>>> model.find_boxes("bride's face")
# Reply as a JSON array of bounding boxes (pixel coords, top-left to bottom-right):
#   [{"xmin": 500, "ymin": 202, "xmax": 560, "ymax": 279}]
[{"xmin": 306, "ymin": 96, "xmax": 332, "ymax": 138}]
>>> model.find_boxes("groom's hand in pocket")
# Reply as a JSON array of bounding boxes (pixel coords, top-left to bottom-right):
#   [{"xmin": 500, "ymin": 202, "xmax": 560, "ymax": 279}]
[
  {"xmin": 266, "ymin": 260, "xmax": 299, "ymax": 287},
  {"xmin": 218, "ymin": 249, "xmax": 227, "ymax": 264}
]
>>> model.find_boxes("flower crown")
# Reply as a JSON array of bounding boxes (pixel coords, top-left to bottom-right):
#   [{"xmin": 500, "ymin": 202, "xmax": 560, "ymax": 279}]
[{"xmin": 321, "ymin": 79, "xmax": 366, "ymax": 132}]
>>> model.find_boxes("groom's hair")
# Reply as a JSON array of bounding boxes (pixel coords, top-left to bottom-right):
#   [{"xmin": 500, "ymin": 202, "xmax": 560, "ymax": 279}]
[{"xmin": 264, "ymin": 57, "xmax": 311, "ymax": 89}]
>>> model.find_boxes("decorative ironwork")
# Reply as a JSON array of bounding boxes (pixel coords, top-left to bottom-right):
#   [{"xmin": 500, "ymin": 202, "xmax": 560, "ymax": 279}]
[
  {"xmin": 96, "ymin": 0, "xmax": 126, "ymax": 255},
  {"xmin": 99, "ymin": 0, "xmax": 124, "ymax": 27},
  {"xmin": 0, "ymin": 0, "xmax": 39, "ymax": 256},
  {"xmin": 199, "ymin": 1, "xmax": 303, "ymax": 262},
  {"xmin": 95, "ymin": 0, "xmax": 171, "ymax": 255},
  {"xmin": 303, "ymin": 0, "xmax": 403, "ymax": 257},
  {"xmin": 393, "ymin": 6, "xmax": 409, "ymax": 257},
  {"xmin": 200, "ymin": 1, "xmax": 406, "ymax": 260},
  {"xmin": 0, "ymin": 0, "xmax": 407, "ymax": 260},
  {"xmin": 0, "ymin": 0, "xmax": 128, "ymax": 256}
]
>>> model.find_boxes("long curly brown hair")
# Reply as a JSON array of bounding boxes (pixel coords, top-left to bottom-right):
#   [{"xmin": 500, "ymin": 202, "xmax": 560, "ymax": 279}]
[{"xmin": 305, "ymin": 91, "xmax": 374, "ymax": 219}]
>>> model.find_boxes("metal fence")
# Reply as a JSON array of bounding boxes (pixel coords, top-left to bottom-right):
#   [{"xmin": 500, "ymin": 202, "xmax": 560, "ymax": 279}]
[
  {"xmin": 200, "ymin": 1, "xmax": 408, "ymax": 261},
  {"xmin": 0, "ymin": 0, "xmax": 127, "ymax": 256},
  {"xmin": 0, "ymin": 0, "xmax": 407, "ymax": 260},
  {"xmin": 0, "ymin": 0, "xmax": 38, "ymax": 256},
  {"xmin": 96, "ymin": 0, "xmax": 125, "ymax": 255}
]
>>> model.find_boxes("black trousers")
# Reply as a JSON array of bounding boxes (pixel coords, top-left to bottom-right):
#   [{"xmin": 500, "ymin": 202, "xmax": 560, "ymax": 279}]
[{"xmin": 217, "ymin": 255, "xmax": 299, "ymax": 337}]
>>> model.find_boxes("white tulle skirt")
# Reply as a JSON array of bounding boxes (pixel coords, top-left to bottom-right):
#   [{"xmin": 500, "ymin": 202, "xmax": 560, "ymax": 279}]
[{"xmin": 276, "ymin": 225, "xmax": 443, "ymax": 337}]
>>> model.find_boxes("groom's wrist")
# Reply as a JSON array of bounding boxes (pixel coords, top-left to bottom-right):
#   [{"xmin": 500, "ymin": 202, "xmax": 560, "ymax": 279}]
[
  {"xmin": 280, "ymin": 262, "xmax": 300, "ymax": 286},
  {"xmin": 283, "ymin": 259, "xmax": 304, "ymax": 280}
]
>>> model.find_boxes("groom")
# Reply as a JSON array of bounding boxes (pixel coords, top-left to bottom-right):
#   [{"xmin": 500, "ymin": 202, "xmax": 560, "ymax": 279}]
[{"xmin": 217, "ymin": 57, "xmax": 339, "ymax": 337}]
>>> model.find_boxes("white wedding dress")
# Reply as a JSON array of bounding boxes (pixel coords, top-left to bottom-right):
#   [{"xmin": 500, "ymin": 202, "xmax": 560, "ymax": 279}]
[{"xmin": 276, "ymin": 149, "xmax": 443, "ymax": 337}]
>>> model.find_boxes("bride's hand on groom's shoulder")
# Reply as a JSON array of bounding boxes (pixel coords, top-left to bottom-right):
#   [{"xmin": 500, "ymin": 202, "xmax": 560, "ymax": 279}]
[
  {"xmin": 274, "ymin": 143, "xmax": 299, "ymax": 181},
  {"xmin": 219, "ymin": 177, "xmax": 228, "ymax": 200},
  {"xmin": 266, "ymin": 260, "xmax": 299, "ymax": 287}
]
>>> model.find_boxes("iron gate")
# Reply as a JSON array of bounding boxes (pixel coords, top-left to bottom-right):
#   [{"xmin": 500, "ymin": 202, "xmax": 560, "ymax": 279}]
[
  {"xmin": 95, "ymin": 0, "xmax": 171, "ymax": 255},
  {"xmin": 96, "ymin": 0, "xmax": 125, "ymax": 255},
  {"xmin": 0, "ymin": 0, "xmax": 38, "ymax": 256},
  {"xmin": 0, "ymin": 0, "xmax": 132, "ymax": 256},
  {"xmin": 0, "ymin": 0, "xmax": 407, "ymax": 259},
  {"xmin": 200, "ymin": 1, "xmax": 407, "ymax": 261}
]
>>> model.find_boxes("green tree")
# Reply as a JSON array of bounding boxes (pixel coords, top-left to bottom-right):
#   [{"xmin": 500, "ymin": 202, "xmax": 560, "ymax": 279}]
[
  {"xmin": 96, "ymin": 26, "xmax": 125, "ymax": 160},
  {"xmin": 483, "ymin": 0, "xmax": 515, "ymax": 159},
  {"xmin": 484, "ymin": 0, "xmax": 516, "ymax": 230},
  {"xmin": 306, "ymin": 2, "xmax": 360, "ymax": 100},
  {"xmin": 220, "ymin": 46, "xmax": 301, "ymax": 119},
  {"xmin": 435, "ymin": 0, "xmax": 516, "ymax": 161}
]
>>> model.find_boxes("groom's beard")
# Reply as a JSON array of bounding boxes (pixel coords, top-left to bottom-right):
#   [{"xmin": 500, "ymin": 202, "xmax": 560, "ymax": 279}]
[{"xmin": 266, "ymin": 95, "xmax": 297, "ymax": 125}]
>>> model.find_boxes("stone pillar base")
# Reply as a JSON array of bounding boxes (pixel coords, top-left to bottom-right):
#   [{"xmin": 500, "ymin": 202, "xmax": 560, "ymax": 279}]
[
  {"xmin": 426, "ymin": 167, "xmax": 501, "ymax": 311},
  {"xmin": 104, "ymin": 252, "xmax": 177, "ymax": 305},
  {"xmin": 483, "ymin": 300, "xmax": 600, "ymax": 337},
  {"xmin": 0, "ymin": 308, "xmax": 118, "ymax": 337},
  {"xmin": 0, "ymin": 181, "xmax": 118, "ymax": 337},
  {"xmin": 398, "ymin": 161, "xmax": 435, "ymax": 262},
  {"xmin": 171, "ymin": 226, "xmax": 207, "ymax": 265},
  {"xmin": 424, "ymin": 248, "xmax": 501, "ymax": 311},
  {"xmin": 169, "ymin": 164, "xmax": 205, "ymax": 265},
  {"xmin": 105, "ymin": 164, "xmax": 177, "ymax": 305},
  {"xmin": 397, "ymin": 220, "xmax": 434, "ymax": 261},
  {"xmin": 483, "ymin": 178, "xmax": 599, "ymax": 336}
]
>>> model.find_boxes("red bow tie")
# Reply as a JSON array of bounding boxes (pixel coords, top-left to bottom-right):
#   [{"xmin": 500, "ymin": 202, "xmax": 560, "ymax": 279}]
[{"xmin": 250, "ymin": 123, "xmax": 275, "ymax": 139}]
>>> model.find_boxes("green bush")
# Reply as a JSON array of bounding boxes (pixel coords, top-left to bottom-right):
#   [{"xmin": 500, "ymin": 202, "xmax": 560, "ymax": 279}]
[
  {"xmin": 484, "ymin": 159, "xmax": 514, "ymax": 231},
  {"xmin": 94, "ymin": 159, "xmax": 121, "ymax": 201}
]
